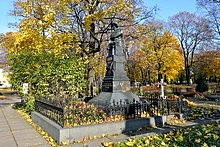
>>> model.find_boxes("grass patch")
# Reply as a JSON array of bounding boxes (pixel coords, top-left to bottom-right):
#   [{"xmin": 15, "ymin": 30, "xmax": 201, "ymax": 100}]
[{"xmin": 104, "ymin": 121, "xmax": 220, "ymax": 147}]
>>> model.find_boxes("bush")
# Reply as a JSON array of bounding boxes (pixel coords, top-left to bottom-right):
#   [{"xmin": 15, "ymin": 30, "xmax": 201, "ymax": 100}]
[
  {"xmin": 9, "ymin": 51, "xmax": 86, "ymax": 113},
  {"xmin": 195, "ymin": 74, "xmax": 208, "ymax": 92}
]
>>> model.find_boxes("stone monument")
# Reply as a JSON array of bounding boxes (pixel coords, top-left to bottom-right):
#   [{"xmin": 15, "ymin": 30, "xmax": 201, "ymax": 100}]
[{"xmin": 88, "ymin": 23, "xmax": 140, "ymax": 108}]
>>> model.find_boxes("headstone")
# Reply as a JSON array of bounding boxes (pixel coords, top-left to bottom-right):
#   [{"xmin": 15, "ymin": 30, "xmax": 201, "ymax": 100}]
[
  {"xmin": 22, "ymin": 83, "xmax": 28, "ymax": 94},
  {"xmin": 190, "ymin": 79, "xmax": 193, "ymax": 84},
  {"xmin": 88, "ymin": 23, "xmax": 140, "ymax": 107}
]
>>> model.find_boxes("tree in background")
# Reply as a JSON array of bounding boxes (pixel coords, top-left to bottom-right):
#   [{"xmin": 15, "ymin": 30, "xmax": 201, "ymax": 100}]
[
  {"xmin": 197, "ymin": 0, "xmax": 220, "ymax": 46},
  {"xmin": 169, "ymin": 12, "xmax": 213, "ymax": 85},
  {"xmin": 128, "ymin": 21, "xmax": 183, "ymax": 83},
  {"xmin": 193, "ymin": 51, "xmax": 220, "ymax": 82},
  {"xmin": 128, "ymin": 49, "xmax": 156, "ymax": 83}
]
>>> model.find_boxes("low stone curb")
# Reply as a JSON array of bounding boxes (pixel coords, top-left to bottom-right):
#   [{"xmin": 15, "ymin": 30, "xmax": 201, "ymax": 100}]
[{"xmin": 32, "ymin": 111, "xmax": 181, "ymax": 144}]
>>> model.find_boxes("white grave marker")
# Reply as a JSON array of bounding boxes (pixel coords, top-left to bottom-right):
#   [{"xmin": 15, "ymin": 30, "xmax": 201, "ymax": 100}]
[{"xmin": 22, "ymin": 83, "xmax": 28, "ymax": 94}]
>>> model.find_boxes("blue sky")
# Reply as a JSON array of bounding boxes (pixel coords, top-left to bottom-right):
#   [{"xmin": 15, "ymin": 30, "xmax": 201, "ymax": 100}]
[
  {"xmin": 0, "ymin": 0, "xmax": 16, "ymax": 34},
  {"xmin": 0, "ymin": 0, "xmax": 197, "ymax": 34},
  {"xmin": 143, "ymin": 0, "xmax": 197, "ymax": 21}
]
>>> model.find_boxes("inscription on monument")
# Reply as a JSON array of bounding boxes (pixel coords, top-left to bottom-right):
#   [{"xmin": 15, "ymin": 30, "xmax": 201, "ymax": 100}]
[{"xmin": 102, "ymin": 81, "xmax": 113, "ymax": 92}]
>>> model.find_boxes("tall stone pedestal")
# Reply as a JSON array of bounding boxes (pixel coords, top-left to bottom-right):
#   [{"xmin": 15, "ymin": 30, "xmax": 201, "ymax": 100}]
[{"xmin": 88, "ymin": 23, "xmax": 139, "ymax": 108}]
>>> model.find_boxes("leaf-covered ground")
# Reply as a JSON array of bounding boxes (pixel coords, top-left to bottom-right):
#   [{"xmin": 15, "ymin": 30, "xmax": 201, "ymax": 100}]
[{"xmin": 104, "ymin": 121, "xmax": 220, "ymax": 147}]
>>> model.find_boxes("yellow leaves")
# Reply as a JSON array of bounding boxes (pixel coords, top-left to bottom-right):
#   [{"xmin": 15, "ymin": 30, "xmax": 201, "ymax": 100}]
[
  {"xmin": 202, "ymin": 142, "xmax": 208, "ymax": 147},
  {"xmin": 195, "ymin": 138, "xmax": 201, "ymax": 143},
  {"xmin": 131, "ymin": 25, "xmax": 183, "ymax": 82},
  {"xmin": 213, "ymin": 134, "xmax": 219, "ymax": 141},
  {"xmin": 166, "ymin": 115, "xmax": 186, "ymax": 125},
  {"xmin": 102, "ymin": 141, "xmax": 114, "ymax": 147},
  {"xmin": 84, "ymin": 15, "xmax": 94, "ymax": 30},
  {"xmin": 196, "ymin": 131, "xmax": 202, "ymax": 136},
  {"xmin": 60, "ymin": 17, "xmax": 69, "ymax": 25},
  {"xmin": 61, "ymin": 141, "xmax": 68, "ymax": 145},
  {"xmin": 125, "ymin": 138, "xmax": 135, "ymax": 146},
  {"xmin": 43, "ymin": 12, "xmax": 55, "ymax": 24},
  {"xmin": 50, "ymin": 32, "xmax": 79, "ymax": 54},
  {"xmin": 144, "ymin": 139, "xmax": 150, "ymax": 145},
  {"xmin": 161, "ymin": 141, "xmax": 166, "ymax": 146},
  {"xmin": 1, "ymin": 32, "xmax": 17, "ymax": 54},
  {"xmin": 3, "ymin": 23, "xmax": 81, "ymax": 57},
  {"xmin": 183, "ymin": 99, "xmax": 196, "ymax": 107},
  {"xmin": 83, "ymin": 0, "xmax": 134, "ymax": 30},
  {"xmin": 108, "ymin": 0, "xmax": 133, "ymax": 16}
]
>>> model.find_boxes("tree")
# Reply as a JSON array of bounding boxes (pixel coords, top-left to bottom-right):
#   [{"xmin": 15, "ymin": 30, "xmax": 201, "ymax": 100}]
[
  {"xmin": 0, "ymin": 34, "xmax": 7, "ymax": 69},
  {"xmin": 128, "ymin": 21, "xmax": 183, "ymax": 83},
  {"xmin": 197, "ymin": 0, "xmax": 220, "ymax": 44},
  {"xmin": 128, "ymin": 49, "xmax": 156, "ymax": 83},
  {"xmin": 193, "ymin": 51, "xmax": 220, "ymax": 81},
  {"xmin": 11, "ymin": 0, "xmax": 155, "ymax": 55},
  {"xmin": 169, "ymin": 12, "xmax": 213, "ymax": 85},
  {"xmin": 10, "ymin": 0, "xmax": 156, "ymax": 96}
]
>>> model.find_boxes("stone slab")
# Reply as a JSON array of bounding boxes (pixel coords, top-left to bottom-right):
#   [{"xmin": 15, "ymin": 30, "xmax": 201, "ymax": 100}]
[
  {"xmin": 0, "ymin": 105, "xmax": 50, "ymax": 147},
  {"xmin": 0, "ymin": 121, "xmax": 7, "ymax": 125},
  {"xmin": 0, "ymin": 125, "xmax": 10, "ymax": 132},
  {"xmin": 32, "ymin": 111, "xmax": 170, "ymax": 144},
  {"xmin": 0, "ymin": 130, "xmax": 12, "ymax": 137},
  {"xmin": 0, "ymin": 136, "xmax": 17, "ymax": 147},
  {"xmin": 16, "ymin": 137, "xmax": 48, "ymax": 147},
  {"xmin": 31, "ymin": 144, "xmax": 51, "ymax": 147},
  {"xmin": 84, "ymin": 137, "xmax": 111, "ymax": 147},
  {"xmin": 10, "ymin": 123, "xmax": 33, "ymax": 131},
  {"xmin": 108, "ymin": 134, "xmax": 129, "ymax": 142},
  {"xmin": 13, "ymin": 130, "xmax": 43, "ymax": 140}
]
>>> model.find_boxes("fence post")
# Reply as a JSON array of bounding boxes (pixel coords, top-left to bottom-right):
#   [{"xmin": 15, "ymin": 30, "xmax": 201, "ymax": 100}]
[
  {"xmin": 161, "ymin": 99, "xmax": 164, "ymax": 115},
  {"xmin": 178, "ymin": 96, "xmax": 183, "ymax": 114},
  {"xmin": 167, "ymin": 100, "xmax": 170, "ymax": 115}
]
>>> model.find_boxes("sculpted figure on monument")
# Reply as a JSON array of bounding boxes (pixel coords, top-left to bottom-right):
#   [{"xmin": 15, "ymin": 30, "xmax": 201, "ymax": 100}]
[
  {"xmin": 109, "ymin": 23, "xmax": 124, "ymax": 55},
  {"xmin": 106, "ymin": 23, "xmax": 125, "ymax": 77}
]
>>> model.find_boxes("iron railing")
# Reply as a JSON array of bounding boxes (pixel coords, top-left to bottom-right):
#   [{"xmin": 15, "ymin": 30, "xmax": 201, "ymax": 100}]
[
  {"xmin": 34, "ymin": 96, "xmax": 183, "ymax": 128},
  {"xmin": 35, "ymin": 100, "xmax": 64, "ymax": 127}
]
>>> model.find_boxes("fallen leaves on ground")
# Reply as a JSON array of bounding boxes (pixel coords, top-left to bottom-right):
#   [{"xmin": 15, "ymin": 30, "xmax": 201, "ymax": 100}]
[{"xmin": 104, "ymin": 121, "xmax": 220, "ymax": 147}]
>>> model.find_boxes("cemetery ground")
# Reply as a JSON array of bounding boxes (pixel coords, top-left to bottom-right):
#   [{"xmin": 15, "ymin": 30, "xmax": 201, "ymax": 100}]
[{"xmin": 0, "ymin": 86, "xmax": 220, "ymax": 147}]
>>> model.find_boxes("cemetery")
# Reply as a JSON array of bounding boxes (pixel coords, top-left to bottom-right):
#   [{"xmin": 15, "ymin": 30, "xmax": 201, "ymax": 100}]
[
  {"xmin": 0, "ymin": 0, "xmax": 219, "ymax": 146},
  {"xmin": 30, "ymin": 23, "xmax": 183, "ymax": 144},
  {"xmin": 28, "ymin": 22, "xmax": 218, "ymax": 145}
]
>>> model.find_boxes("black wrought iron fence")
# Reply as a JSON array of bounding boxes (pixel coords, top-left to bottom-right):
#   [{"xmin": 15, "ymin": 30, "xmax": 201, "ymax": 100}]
[
  {"xmin": 104, "ymin": 100, "xmax": 144, "ymax": 119},
  {"xmin": 34, "ymin": 96, "xmax": 183, "ymax": 128},
  {"xmin": 35, "ymin": 100, "xmax": 64, "ymax": 127}
]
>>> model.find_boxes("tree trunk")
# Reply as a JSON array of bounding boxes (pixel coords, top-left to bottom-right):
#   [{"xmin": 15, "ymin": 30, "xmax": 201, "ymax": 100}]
[{"xmin": 185, "ymin": 64, "xmax": 190, "ymax": 85}]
